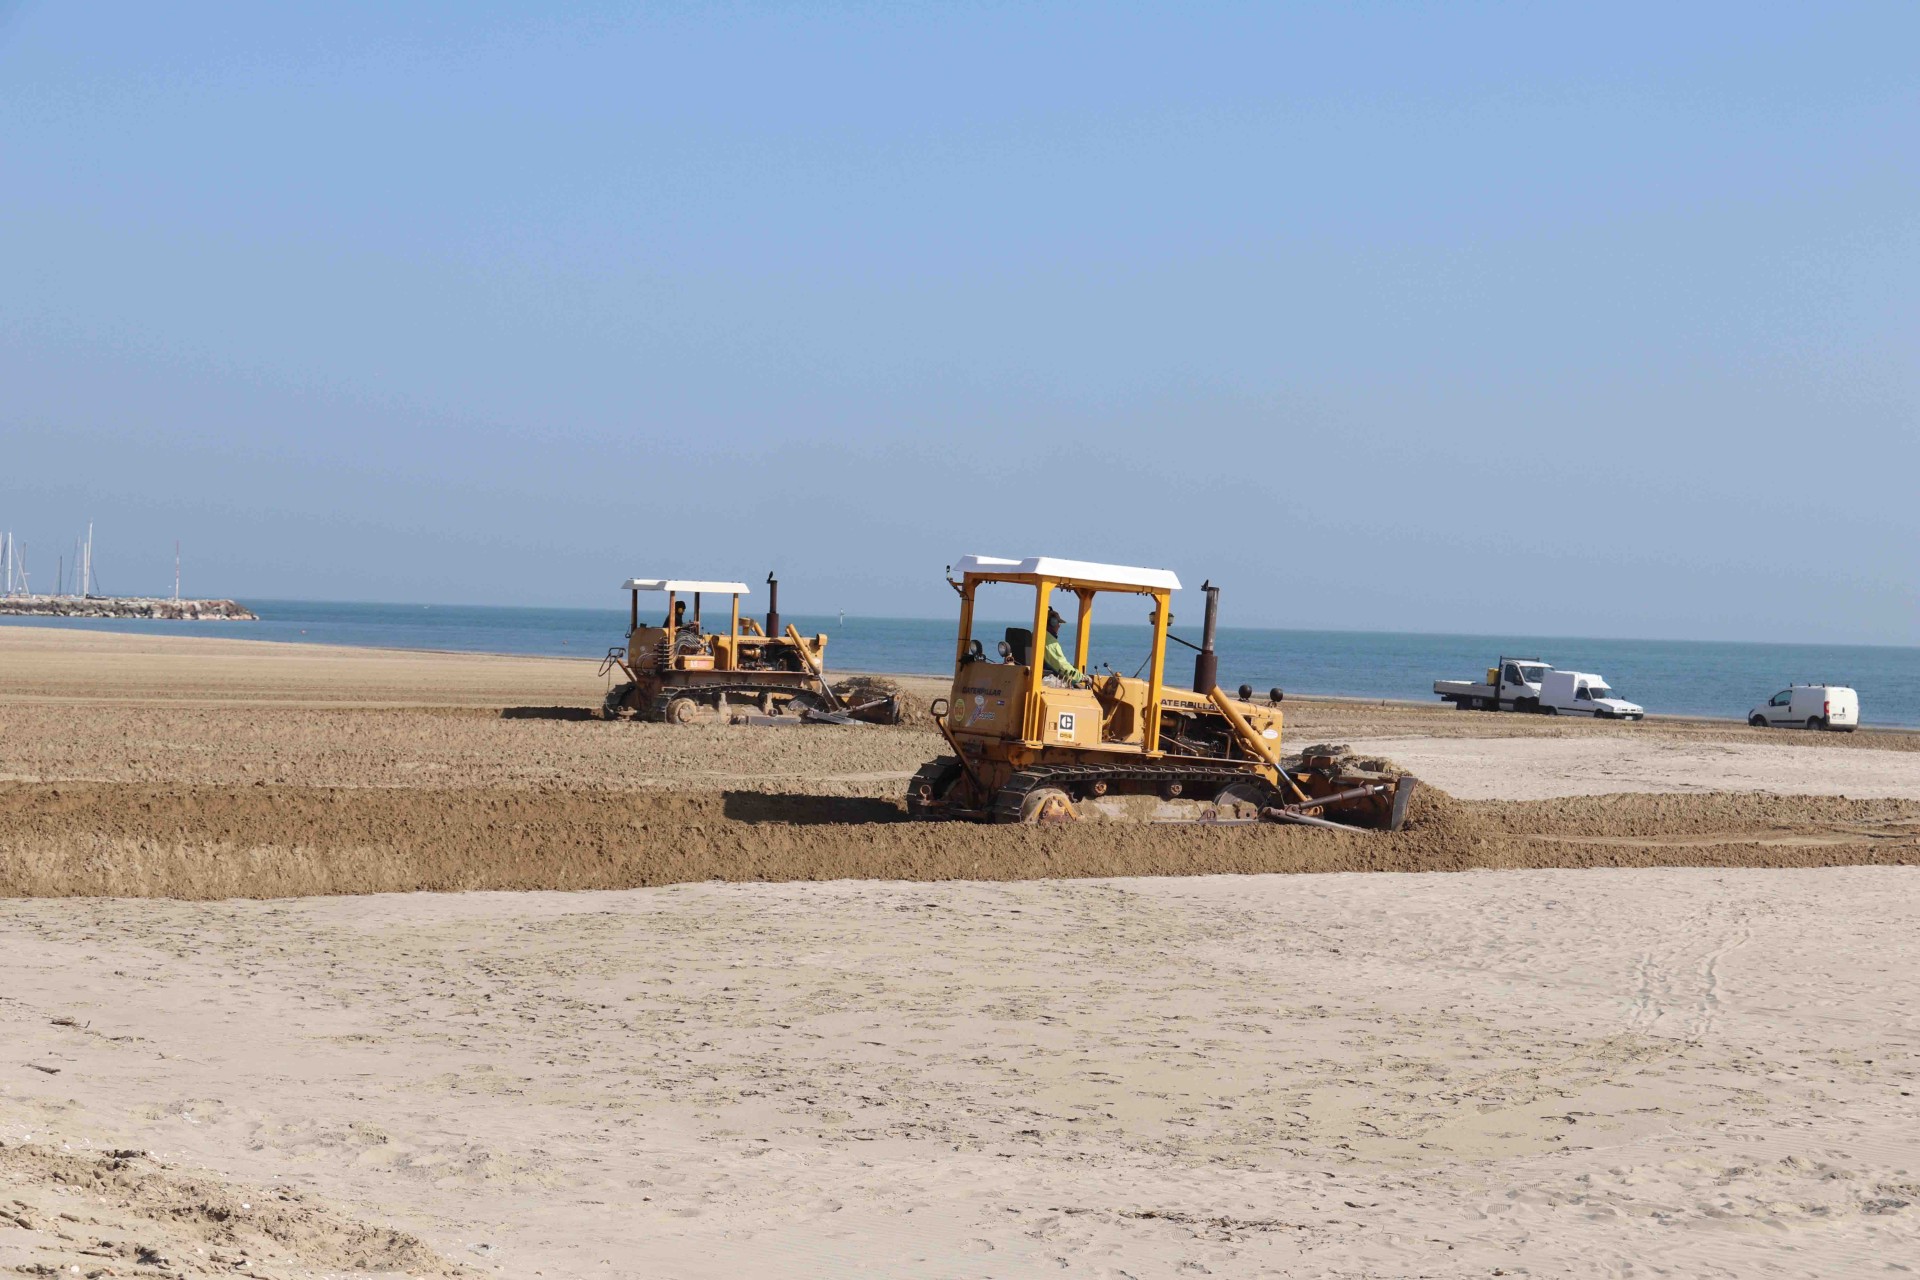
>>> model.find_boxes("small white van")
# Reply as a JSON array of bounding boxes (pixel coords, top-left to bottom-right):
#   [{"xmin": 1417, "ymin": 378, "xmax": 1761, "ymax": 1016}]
[
  {"xmin": 1749, "ymin": 684, "xmax": 1858, "ymax": 732},
  {"xmin": 1538, "ymin": 670, "xmax": 1645, "ymax": 719}
]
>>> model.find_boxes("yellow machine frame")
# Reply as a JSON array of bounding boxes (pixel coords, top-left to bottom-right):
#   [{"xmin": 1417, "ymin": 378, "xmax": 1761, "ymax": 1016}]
[
  {"xmin": 920, "ymin": 558, "xmax": 1312, "ymax": 823},
  {"xmin": 621, "ymin": 585, "xmax": 825, "ymax": 679},
  {"xmin": 604, "ymin": 577, "xmax": 833, "ymax": 723},
  {"xmin": 947, "ymin": 564, "xmax": 1177, "ymax": 755},
  {"xmin": 914, "ymin": 555, "xmax": 1412, "ymax": 828}
]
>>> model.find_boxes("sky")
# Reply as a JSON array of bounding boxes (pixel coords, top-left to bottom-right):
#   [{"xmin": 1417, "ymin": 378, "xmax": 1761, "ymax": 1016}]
[{"xmin": 2, "ymin": 2, "xmax": 1914, "ymax": 643}]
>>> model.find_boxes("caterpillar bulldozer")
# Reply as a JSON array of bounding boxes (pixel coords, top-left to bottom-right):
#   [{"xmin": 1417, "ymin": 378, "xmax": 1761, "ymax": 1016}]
[
  {"xmin": 907, "ymin": 555, "xmax": 1415, "ymax": 829},
  {"xmin": 601, "ymin": 574, "xmax": 899, "ymax": 725}
]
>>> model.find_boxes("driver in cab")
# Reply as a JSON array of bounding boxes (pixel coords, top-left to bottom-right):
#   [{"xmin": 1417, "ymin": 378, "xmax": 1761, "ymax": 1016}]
[{"xmin": 1043, "ymin": 608, "xmax": 1090, "ymax": 687}]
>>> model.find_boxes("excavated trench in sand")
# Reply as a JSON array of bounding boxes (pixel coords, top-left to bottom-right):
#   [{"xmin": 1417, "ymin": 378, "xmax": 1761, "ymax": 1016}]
[{"xmin": 2, "ymin": 782, "xmax": 1917, "ymax": 899}]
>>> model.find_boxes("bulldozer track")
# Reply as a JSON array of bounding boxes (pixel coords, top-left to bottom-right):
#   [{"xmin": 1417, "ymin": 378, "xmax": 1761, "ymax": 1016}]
[
  {"xmin": 645, "ymin": 684, "xmax": 824, "ymax": 723},
  {"xmin": 988, "ymin": 762, "xmax": 1262, "ymax": 824},
  {"xmin": 905, "ymin": 756, "xmax": 964, "ymax": 820}
]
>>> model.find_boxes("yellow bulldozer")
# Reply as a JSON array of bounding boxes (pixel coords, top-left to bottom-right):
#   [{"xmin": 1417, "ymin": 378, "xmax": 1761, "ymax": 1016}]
[
  {"xmin": 602, "ymin": 574, "xmax": 899, "ymax": 725},
  {"xmin": 907, "ymin": 555, "xmax": 1414, "ymax": 829}
]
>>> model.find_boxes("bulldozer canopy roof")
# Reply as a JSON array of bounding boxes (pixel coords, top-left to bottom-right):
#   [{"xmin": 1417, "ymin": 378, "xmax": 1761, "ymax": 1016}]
[
  {"xmin": 956, "ymin": 555, "xmax": 1181, "ymax": 593},
  {"xmin": 622, "ymin": 578, "xmax": 750, "ymax": 595}
]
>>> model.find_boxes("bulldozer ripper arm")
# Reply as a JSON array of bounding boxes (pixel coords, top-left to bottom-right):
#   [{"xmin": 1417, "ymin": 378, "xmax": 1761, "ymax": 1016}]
[
  {"xmin": 783, "ymin": 624, "xmax": 844, "ymax": 710},
  {"xmin": 1279, "ymin": 781, "xmax": 1389, "ymax": 816},
  {"xmin": 1206, "ymin": 686, "xmax": 1312, "ymax": 804},
  {"xmin": 1262, "ymin": 807, "xmax": 1365, "ymax": 831},
  {"xmin": 599, "ymin": 646, "xmax": 635, "ymax": 681}
]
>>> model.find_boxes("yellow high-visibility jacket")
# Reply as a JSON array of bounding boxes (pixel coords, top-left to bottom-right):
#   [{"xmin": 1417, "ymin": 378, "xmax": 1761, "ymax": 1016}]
[{"xmin": 1043, "ymin": 633, "xmax": 1082, "ymax": 682}]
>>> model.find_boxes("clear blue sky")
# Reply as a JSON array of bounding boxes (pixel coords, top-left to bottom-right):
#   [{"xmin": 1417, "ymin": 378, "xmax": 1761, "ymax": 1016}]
[{"xmin": 3, "ymin": 2, "xmax": 1914, "ymax": 643}]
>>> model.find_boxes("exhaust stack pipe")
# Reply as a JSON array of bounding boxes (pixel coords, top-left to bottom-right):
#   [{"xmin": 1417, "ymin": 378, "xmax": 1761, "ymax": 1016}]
[
  {"xmin": 765, "ymin": 572, "xmax": 781, "ymax": 638},
  {"xmin": 1193, "ymin": 579, "xmax": 1219, "ymax": 694}
]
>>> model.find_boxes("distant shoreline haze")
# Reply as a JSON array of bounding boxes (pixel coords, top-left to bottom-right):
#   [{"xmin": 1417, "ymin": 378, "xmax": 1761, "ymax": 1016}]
[
  {"xmin": 4, "ymin": 599, "xmax": 1915, "ymax": 728},
  {"xmin": 88, "ymin": 594, "xmax": 1920, "ymax": 653}
]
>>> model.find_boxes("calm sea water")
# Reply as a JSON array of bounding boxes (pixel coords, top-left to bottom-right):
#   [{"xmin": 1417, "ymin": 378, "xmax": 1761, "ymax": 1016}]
[{"xmin": 7, "ymin": 598, "xmax": 1917, "ymax": 728}]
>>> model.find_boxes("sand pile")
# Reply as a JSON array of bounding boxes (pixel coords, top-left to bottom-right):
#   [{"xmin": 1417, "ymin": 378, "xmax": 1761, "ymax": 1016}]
[
  {"xmin": 0, "ymin": 1142, "xmax": 460, "ymax": 1277},
  {"xmin": 1477, "ymin": 791, "xmax": 1920, "ymax": 837},
  {"xmin": 833, "ymin": 674, "xmax": 930, "ymax": 726},
  {"xmin": 2, "ymin": 779, "xmax": 1914, "ymax": 900},
  {"xmin": 1397, "ymin": 777, "xmax": 1493, "ymax": 847}
]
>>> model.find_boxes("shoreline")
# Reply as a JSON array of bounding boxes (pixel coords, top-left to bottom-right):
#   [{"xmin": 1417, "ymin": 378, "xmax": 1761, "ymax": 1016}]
[{"xmin": 5, "ymin": 616, "xmax": 1917, "ymax": 732}]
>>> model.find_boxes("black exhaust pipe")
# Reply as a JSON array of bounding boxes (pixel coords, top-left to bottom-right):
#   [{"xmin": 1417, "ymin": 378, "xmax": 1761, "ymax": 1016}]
[
  {"xmin": 765, "ymin": 572, "xmax": 781, "ymax": 637},
  {"xmin": 1192, "ymin": 579, "xmax": 1219, "ymax": 694}
]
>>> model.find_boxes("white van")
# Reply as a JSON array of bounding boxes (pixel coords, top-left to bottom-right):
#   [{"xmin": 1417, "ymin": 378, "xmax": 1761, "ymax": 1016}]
[
  {"xmin": 1749, "ymin": 684, "xmax": 1858, "ymax": 732},
  {"xmin": 1538, "ymin": 670, "xmax": 1645, "ymax": 719}
]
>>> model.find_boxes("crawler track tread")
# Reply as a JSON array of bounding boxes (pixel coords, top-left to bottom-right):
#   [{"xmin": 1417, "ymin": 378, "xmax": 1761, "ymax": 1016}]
[
  {"xmin": 905, "ymin": 756, "xmax": 963, "ymax": 819},
  {"xmin": 602, "ymin": 682, "xmax": 637, "ymax": 720},
  {"xmin": 644, "ymin": 682, "xmax": 824, "ymax": 723},
  {"xmin": 988, "ymin": 762, "xmax": 1262, "ymax": 824}
]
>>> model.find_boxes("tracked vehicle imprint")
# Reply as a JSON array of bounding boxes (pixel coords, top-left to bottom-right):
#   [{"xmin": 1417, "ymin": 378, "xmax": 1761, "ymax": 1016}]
[{"xmin": 907, "ymin": 555, "xmax": 1416, "ymax": 831}]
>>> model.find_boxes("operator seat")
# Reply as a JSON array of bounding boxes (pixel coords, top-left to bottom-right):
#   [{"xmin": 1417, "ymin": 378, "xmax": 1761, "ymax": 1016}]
[
  {"xmin": 1094, "ymin": 675, "xmax": 1142, "ymax": 744},
  {"xmin": 1004, "ymin": 627, "xmax": 1033, "ymax": 666}
]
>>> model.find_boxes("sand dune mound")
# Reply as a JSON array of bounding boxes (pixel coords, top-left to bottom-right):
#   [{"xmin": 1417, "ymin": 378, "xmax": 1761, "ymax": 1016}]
[
  {"xmin": 832, "ymin": 674, "xmax": 932, "ymax": 727},
  {"xmin": 1478, "ymin": 791, "xmax": 1920, "ymax": 838},
  {"xmin": 1397, "ymin": 778, "xmax": 1492, "ymax": 844},
  {"xmin": 2, "ymin": 779, "xmax": 1915, "ymax": 900},
  {"xmin": 0, "ymin": 1143, "xmax": 461, "ymax": 1277}
]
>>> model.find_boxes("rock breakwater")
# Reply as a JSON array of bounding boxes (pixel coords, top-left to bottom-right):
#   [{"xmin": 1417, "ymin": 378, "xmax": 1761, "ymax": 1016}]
[{"xmin": 0, "ymin": 595, "xmax": 256, "ymax": 620}]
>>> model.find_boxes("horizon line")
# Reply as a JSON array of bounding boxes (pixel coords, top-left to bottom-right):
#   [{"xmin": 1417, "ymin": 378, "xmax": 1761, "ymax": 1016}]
[{"xmin": 202, "ymin": 596, "xmax": 1920, "ymax": 653}]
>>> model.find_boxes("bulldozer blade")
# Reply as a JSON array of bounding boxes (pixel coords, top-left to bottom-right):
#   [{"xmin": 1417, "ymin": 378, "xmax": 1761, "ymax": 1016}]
[
  {"xmin": 1387, "ymin": 774, "xmax": 1417, "ymax": 832},
  {"xmin": 840, "ymin": 695, "xmax": 903, "ymax": 725},
  {"xmin": 1149, "ymin": 776, "xmax": 1418, "ymax": 833},
  {"xmin": 791, "ymin": 695, "xmax": 900, "ymax": 727}
]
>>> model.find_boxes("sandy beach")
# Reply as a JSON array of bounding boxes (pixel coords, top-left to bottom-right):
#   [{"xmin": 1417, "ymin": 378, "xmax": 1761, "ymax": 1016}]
[{"xmin": 2, "ymin": 626, "xmax": 1917, "ymax": 1277}]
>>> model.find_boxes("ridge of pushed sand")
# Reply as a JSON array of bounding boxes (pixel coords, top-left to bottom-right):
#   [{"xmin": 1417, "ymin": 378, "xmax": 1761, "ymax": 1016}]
[
  {"xmin": 3, "ymin": 781, "xmax": 1917, "ymax": 899},
  {"xmin": 4, "ymin": 625, "xmax": 1919, "ymax": 899}
]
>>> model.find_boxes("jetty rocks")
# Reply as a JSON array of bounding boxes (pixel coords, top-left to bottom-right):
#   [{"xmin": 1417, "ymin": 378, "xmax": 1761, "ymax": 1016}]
[{"xmin": 0, "ymin": 596, "xmax": 257, "ymax": 620}]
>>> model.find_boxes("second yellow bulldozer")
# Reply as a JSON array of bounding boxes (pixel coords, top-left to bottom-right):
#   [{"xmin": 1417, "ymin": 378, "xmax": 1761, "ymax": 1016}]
[
  {"xmin": 601, "ymin": 574, "xmax": 899, "ymax": 725},
  {"xmin": 907, "ymin": 555, "xmax": 1414, "ymax": 829}
]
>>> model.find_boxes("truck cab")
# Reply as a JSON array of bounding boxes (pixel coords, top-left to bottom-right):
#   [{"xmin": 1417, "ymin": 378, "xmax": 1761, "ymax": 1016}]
[{"xmin": 1495, "ymin": 659, "xmax": 1548, "ymax": 709}]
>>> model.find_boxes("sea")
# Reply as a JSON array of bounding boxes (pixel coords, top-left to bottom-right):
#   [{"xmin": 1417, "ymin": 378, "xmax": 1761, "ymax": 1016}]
[{"xmin": 6, "ymin": 598, "xmax": 1917, "ymax": 728}]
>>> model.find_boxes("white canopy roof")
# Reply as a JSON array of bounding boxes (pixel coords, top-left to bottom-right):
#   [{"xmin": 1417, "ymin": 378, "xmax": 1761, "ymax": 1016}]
[
  {"xmin": 622, "ymin": 578, "xmax": 750, "ymax": 595},
  {"xmin": 956, "ymin": 555, "xmax": 1181, "ymax": 592}
]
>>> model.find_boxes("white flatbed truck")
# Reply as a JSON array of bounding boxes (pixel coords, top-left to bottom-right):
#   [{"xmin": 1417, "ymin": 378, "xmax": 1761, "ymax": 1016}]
[
  {"xmin": 1434, "ymin": 656, "xmax": 1552, "ymax": 712},
  {"xmin": 1434, "ymin": 656, "xmax": 1645, "ymax": 719}
]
